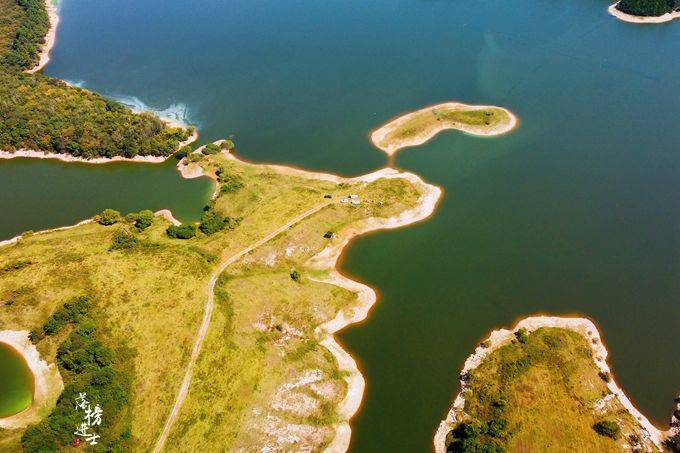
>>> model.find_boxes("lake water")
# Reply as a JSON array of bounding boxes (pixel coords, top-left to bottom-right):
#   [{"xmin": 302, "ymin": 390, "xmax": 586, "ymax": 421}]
[
  {"xmin": 1, "ymin": 0, "xmax": 679, "ymax": 450},
  {"xmin": 0, "ymin": 343, "xmax": 34, "ymax": 418}
]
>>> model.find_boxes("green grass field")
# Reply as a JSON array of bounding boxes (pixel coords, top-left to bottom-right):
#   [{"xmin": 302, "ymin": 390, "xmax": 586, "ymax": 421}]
[
  {"xmin": 444, "ymin": 327, "xmax": 659, "ymax": 452},
  {"xmin": 0, "ymin": 150, "xmax": 428, "ymax": 451}
]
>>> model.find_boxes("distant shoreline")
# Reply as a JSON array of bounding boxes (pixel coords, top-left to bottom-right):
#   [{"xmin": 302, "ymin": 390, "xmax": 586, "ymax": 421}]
[
  {"xmin": 370, "ymin": 102, "xmax": 518, "ymax": 156},
  {"xmin": 608, "ymin": 2, "xmax": 680, "ymax": 23}
]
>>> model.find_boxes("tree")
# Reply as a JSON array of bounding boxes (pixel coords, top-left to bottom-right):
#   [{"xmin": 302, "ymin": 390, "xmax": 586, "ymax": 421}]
[
  {"xmin": 202, "ymin": 143, "xmax": 221, "ymax": 155},
  {"xmin": 127, "ymin": 210, "xmax": 154, "ymax": 231},
  {"xmin": 166, "ymin": 223, "xmax": 196, "ymax": 239},
  {"xmin": 109, "ymin": 230, "xmax": 140, "ymax": 250},
  {"xmin": 97, "ymin": 209, "xmax": 121, "ymax": 226},
  {"xmin": 220, "ymin": 139, "xmax": 235, "ymax": 150},
  {"xmin": 617, "ymin": 0, "xmax": 670, "ymax": 16},
  {"xmin": 593, "ymin": 420, "xmax": 620, "ymax": 439}
]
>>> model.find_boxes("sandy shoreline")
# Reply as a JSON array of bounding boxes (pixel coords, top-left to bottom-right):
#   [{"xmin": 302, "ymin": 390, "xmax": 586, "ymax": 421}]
[
  {"xmin": 432, "ymin": 315, "xmax": 672, "ymax": 453},
  {"xmin": 370, "ymin": 102, "xmax": 518, "ymax": 156},
  {"xmin": 0, "ymin": 331, "xmax": 63, "ymax": 429},
  {"xmin": 25, "ymin": 0, "xmax": 60, "ymax": 74},
  {"xmin": 608, "ymin": 2, "xmax": 680, "ymax": 23}
]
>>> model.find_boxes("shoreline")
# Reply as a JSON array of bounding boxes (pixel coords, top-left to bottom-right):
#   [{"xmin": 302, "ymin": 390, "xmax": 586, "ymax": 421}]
[
  {"xmin": 432, "ymin": 315, "xmax": 672, "ymax": 453},
  {"xmin": 0, "ymin": 330, "xmax": 63, "ymax": 429},
  {"xmin": 370, "ymin": 102, "xmax": 519, "ymax": 156},
  {"xmin": 26, "ymin": 0, "xmax": 60, "ymax": 74},
  {"xmin": 0, "ymin": 125, "xmax": 198, "ymax": 165},
  {"xmin": 176, "ymin": 144, "xmax": 442, "ymax": 451},
  {"xmin": 608, "ymin": 2, "xmax": 680, "ymax": 23}
]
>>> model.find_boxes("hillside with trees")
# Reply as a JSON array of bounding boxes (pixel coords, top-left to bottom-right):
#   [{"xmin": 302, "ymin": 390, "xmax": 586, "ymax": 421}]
[{"xmin": 0, "ymin": 0, "xmax": 192, "ymax": 159}]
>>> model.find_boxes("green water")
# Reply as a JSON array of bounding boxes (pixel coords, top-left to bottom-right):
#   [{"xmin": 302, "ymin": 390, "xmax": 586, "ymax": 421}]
[
  {"xmin": 1, "ymin": 0, "xmax": 678, "ymax": 450},
  {"xmin": 0, "ymin": 343, "xmax": 34, "ymax": 418}
]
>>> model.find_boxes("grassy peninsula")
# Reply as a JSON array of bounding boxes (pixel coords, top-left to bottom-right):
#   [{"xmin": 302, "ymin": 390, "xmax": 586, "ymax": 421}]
[
  {"xmin": 371, "ymin": 102, "xmax": 517, "ymax": 156},
  {"xmin": 0, "ymin": 0, "xmax": 192, "ymax": 160},
  {"xmin": 0, "ymin": 145, "xmax": 439, "ymax": 451},
  {"xmin": 435, "ymin": 317, "xmax": 675, "ymax": 453}
]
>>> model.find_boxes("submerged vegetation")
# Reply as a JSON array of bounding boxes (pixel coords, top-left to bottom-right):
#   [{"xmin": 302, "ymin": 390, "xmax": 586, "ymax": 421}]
[{"xmin": 0, "ymin": 0, "xmax": 193, "ymax": 159}]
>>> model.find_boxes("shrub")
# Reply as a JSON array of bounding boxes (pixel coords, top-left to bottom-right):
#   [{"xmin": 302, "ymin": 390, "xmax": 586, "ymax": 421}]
[
  {"xmin": 198, "ymin": 211, "xmax": 233, "ymax": 235},
  {"xmin": 202, "ymin": 143, "xmax": 221, "ymax": 155},
  {"xmin": 290, "ymin": 270, "xmax": 300, "ymax": 281},
  {"xmin": 598, "ymin": 371, "xmax": 611, "ymax": 382},
  {"xmin": 109, "ymin": 230, "xmax": 140, "ymax": 251},
  {"xmin": 166, "ymin": 223, "xmax": 196, "ymax": 239},
  {"xmin": 593, "ymin": 420, "xmax": 620, "ymax": 439},
  {"xmin": 215, "ymin": 170, "xmax": 244, "ymax": 194},
  {"xmin": 220, "ymin": 139, "xmax": 235, "ymax": 150},
  {"xmin": 514, "ymin": 328, "xmax": 529, "ymax": 344},
  {"xmin": 663, "ymin": 433, "xmax": 680, "ymax": 452},
  {"xmin": 97, "ymin": 208, "xmax": 121, "ymax": 226},
  {"xmin": 175, "ymin": 145, "xmax": 193, "ymax": 160},
  {"xmin": 127, "ymin": 209, "xmax": 154, "ymax": 231},
  {"xmin": 0, "ymin": 259, "xmax": 32, "ymax": 274},
  {"xmin": 42, "ymin": 296, "xmax": 90, "ymax": 336}
]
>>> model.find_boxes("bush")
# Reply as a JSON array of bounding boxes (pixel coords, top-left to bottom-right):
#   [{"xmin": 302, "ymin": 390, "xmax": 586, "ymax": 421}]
[
  {"xmin": 175, "ymin": 145, "xmax": 193, "ymax": 160},
  {"xmin": 166, "ymin": 223, "xmax": 196, "ymax": 239},
  {"xmin": 290, "ymin": 270, "xmax": 300, "ymax": 281},
  {"xmin": 97, "ymin": 208, "xmax": 121, "ymax": 226},
  {"xmin": 446, "ymin": 421, "xmax": 505, "ymax": 453},
  {"xmin": 220, "ymin": 139, "xmax": 235, "ymax": 150},
  {"xmin": 663, "ymin": 433, "xmax": 680, "ymax": 452},
  {"xmin": 109, "ymin": 230, "xmax": 139, "ymax": 251},
  {"xmin": 127, "ymin": 209, "xmax": 154, "ymax": 231},
  {"xmin": 0, "ymin": 259, "xmax": 32, "ymax": 274},
  {"xmin": 514, "ymin": 328, "xmax": 529, "ymax": 344},
  {"xmin": 202, "ymin": 143, "xmax": 221, "ymax": 155},
  {"xmin": 593, "ymin": 420, "xmax": 620, "ymax": 439},
  {"xmin": 198, "ymin": 211, "xmax": 235, "ymax": 235},
  {"xmin": 42, "ymin": 296, "xmax": 90, "ymax": 336}
]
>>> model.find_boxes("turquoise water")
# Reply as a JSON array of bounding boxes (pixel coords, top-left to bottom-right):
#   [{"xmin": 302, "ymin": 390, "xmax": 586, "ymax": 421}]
[
  {"xmin": 1, "ymin": 0, "xmax": 679, "ymax": 450},
  {"xmin": 0, "ymin": 343, "xmax": 33, "ymax": 418}
]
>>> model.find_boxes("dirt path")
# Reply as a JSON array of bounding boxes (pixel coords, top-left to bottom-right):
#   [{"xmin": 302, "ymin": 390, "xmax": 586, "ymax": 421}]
[{"xmin": 152, "ymin": 201, "xmax": 331, "ymax": 453}]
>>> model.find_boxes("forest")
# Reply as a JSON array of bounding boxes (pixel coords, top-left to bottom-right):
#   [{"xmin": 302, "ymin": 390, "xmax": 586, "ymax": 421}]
[
  {"xmin": 0, "ymin": 0, "xmax": 192, "ymax": 159},
  {"xmin": 616, "ymin": 0, "xmax": 680, "ymax": 16}
]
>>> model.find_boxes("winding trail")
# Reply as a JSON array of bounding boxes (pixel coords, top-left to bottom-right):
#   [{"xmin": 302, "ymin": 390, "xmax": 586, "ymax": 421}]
[{"xmin": 152, "ymin": 201, "xmax": 331, "ymax": 453}]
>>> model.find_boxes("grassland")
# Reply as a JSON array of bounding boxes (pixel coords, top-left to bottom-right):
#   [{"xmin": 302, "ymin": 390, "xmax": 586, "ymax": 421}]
[
  {"xmin": 435, "ymin": 318, "xmax": 667, "ymax": 453},
  {"xmin": 371, "ymin": 102, "xmax": 517, "ymax": 156},
  {"xmin": 0, "ymin": 147, "xmax": 439, "ymax": 451}
]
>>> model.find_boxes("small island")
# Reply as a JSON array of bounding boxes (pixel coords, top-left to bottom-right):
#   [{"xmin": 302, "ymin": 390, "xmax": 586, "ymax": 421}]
[
  {"xmin": 370, "ymin": 102, "xmax": 518, "ymax": 156},
  {"xmin": 609, "ymin": 0, "xmax": 680, "ymax": 23},
  {"xmin": 434, "ymin": 316, "xmax": 679, "ymax": 453}
]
